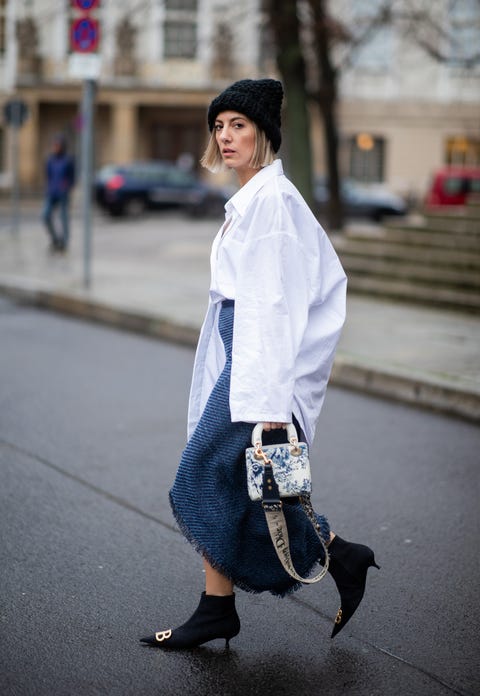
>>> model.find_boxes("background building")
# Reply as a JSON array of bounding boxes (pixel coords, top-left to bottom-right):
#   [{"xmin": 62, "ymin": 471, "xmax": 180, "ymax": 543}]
[
  {"xmin": 0, "ymin": 0, "xmax": 479, "ymax": 199},
  {"xmin": 0, "ymin": 0, "xmax": 262, "ymax": 191},
  {"xmin": 330, "ymin": 0, "xmax": 480, "ymax": 200}
]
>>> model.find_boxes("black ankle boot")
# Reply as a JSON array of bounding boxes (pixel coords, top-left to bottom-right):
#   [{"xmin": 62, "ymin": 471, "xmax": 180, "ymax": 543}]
[
  {"xmin": 328, "ymin": 535, "xmax": 380, "ymax": 639},
  {"xmin": 140, "ymin": 592, "xmax": 240, "ymax": 649}
]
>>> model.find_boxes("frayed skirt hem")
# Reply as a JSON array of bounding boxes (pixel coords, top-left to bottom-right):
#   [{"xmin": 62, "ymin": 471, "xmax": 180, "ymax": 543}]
[{"xmin": 169, "ymin": 491, "xmax": 326, "ymax": 598}]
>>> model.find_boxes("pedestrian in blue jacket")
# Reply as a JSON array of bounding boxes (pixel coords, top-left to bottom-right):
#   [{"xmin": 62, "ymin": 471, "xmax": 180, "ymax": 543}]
[{"xmin": 42, "ymin": 134, "xmax": 75, "ymax": 252}]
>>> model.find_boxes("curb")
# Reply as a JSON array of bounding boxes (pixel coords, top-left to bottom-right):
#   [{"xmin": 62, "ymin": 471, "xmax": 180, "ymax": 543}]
[
  {"xmin": 0, "ymin": 281, "xmax": 199, "ymax": 348},
  {"xmin": 2, "ymin": 280, "xmax": 479, "ymax": 424},
  {"xmin": 330, "ymin": 358, "xmax": 480, "ymax": 423}
]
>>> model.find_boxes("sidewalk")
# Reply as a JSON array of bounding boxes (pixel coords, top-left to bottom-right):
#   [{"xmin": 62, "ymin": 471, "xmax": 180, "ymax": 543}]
[{"xmin": 1, "ymin": 206, "xmax": 479, "ymax": 421}]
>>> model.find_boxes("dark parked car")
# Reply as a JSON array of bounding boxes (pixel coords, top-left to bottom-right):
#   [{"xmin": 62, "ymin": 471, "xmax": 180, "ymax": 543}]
[
  {"xmin": 94, "ymin": 161, "xmax": 231, "ymax": 217},
  {"xmin": 315, "ymin": 177, "xmax": 407, "ymax": 222}
]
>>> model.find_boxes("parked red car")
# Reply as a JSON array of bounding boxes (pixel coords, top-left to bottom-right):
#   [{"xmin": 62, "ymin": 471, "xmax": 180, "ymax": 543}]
[{"xmin": 425, "ymin": 166, "xmax": 480, "ymax": 208}]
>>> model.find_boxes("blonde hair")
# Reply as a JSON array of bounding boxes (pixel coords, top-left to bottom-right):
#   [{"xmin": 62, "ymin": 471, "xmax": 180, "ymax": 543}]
[{"xmin": 200, "ymin": 121, "xmax": 276, "ymax": 173}]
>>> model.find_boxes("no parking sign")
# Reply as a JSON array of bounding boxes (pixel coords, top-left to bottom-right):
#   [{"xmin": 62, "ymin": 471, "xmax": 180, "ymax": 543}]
[
  {"xmin": 70, "ymin": 0, "xmax": 100, "ymax": 54},
  {"xmin": 71, "ymin": 17, "xmax": 100, "ymax": 52},
  {"xmin": 73, "ymin": 0, "xmax": 100, "ymax": 8}
]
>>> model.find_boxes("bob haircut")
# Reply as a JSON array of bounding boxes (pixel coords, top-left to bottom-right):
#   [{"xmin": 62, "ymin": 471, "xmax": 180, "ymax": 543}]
[{"xmin": 200, "ymin": 119, "xmax": 276, "ymax": 173}]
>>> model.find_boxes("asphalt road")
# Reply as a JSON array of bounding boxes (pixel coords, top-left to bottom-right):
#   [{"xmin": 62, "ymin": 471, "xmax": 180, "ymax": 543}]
[{"xmin": 0, "ymin": 296, "xmax": 478, "ymax": 696}]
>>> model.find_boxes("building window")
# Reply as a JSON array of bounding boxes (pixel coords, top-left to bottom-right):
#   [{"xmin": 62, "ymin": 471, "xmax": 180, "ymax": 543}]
[
  {"xmin": 0, "ymin": 0, "xmax": 6, "ymax": 56},
  {"xmin": 164, "ymin": 0, "xmax": 197, "ymax": 59},
  {"xmin": 348, "ymin": 133, "xmax": 385, "ymax": 182},
  {"xmin": 164, "ymin": 21, "xmax": 196, "ymax": 58},
  {"xmin": 446, "ymin": 136, "xmax": 480, "ymax": 166}
]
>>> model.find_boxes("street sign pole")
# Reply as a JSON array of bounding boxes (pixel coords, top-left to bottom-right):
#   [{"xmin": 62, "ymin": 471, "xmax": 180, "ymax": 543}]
[
  {"xmin": 10, "ymin": 117, "xmax": 20, "ymax": 236},
  {"xmin": 70, "ymin": 0, "xmax": 101, "ymax": 289},
  {"xmin": 4, "ymin": 99, "xmax": 29, "ymax": 235},
  {"xmin": 81, "ymin": 78, "xmax": 95, "ymax": 289}
]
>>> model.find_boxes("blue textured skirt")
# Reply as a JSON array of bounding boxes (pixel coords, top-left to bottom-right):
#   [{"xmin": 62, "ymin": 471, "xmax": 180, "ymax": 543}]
[{"xmin": 169, "ymin": 301, "xmax": 330, "ymax": 596}]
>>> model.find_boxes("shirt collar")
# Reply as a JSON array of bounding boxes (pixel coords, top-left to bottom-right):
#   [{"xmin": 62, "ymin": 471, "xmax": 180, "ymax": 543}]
[{"xmin": 225, "ymin": 159, "xmax": 284, "ymax": 218}]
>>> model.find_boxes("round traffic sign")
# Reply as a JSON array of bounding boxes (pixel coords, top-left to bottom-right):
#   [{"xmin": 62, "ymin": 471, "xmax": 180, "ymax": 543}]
[
  {"xmin": 3, "ymin": 99, "xmax": 29, "ymax": 127},
  {"xmin": 73, "ymin": 0, "xmax": 100, "ymax": 9},
  {"xmin": 71, "ymin": 17, "xmax": 100, "ymax": 52}
]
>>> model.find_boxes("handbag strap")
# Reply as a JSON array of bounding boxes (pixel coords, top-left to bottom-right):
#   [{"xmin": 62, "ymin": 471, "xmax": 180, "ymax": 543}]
[{"xmin": 261, "ymin": 462, "xmax": 329, "ymax": 584}]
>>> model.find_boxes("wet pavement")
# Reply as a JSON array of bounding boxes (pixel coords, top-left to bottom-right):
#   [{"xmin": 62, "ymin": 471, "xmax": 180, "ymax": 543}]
[
  {"xmin": 1, "ymin": 297, "xmax": 479, "ymax": 696},
  {"xmin": 0, "ymin": 204, "xmax": 479, "ymax": 422}
]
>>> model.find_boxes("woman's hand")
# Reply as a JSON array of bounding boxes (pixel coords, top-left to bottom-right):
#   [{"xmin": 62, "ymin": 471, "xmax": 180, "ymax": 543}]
[{"xmin": 262, "ymin": 422, "xmax": 288, "ymax": 432}]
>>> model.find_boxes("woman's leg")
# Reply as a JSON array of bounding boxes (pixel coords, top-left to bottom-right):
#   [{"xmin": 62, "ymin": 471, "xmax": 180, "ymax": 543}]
[
  {"xmin": 203, "ymin": 559, "xmax": 234, "ymax": 595},
  {"xmin": 42, "ymin": 195, "xmax": 58, "ymax": 246}
]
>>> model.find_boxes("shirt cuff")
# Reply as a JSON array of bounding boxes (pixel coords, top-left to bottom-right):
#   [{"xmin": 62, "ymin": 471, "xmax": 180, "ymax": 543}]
[{"xmin": 230, "ymin": 409, "xmax": 292, "ymax": 424}]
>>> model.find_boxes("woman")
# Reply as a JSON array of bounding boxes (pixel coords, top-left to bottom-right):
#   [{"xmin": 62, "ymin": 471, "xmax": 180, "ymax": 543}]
[{"xmin": 141, "ymin": 79, "xmax": 379, "ymax": 649}]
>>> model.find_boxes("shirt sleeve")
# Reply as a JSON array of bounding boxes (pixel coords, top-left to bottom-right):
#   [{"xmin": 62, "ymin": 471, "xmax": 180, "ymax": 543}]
[{"xmin": 229, "ymin": 197, "xmax": 311, "ymax": 424}]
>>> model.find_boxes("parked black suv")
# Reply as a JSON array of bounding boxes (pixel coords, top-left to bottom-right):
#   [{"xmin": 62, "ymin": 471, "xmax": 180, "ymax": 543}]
[{"xmin": 94, "ymin": 161, "xmax": 231, "ymax": 217}]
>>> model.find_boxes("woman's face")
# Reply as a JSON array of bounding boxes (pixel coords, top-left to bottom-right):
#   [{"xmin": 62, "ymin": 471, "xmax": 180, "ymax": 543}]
[{"xmin": 214, "ymin": 111, "xmax": 258, "ymax": 184}]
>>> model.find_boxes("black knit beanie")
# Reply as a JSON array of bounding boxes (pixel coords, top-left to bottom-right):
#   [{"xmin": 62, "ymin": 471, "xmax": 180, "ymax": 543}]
[{"xmin": 207, "ymin": 79, "xmax": 284, "ymax": 153}]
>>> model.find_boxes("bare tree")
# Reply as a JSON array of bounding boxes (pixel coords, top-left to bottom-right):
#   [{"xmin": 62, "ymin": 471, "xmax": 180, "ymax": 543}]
[
  {"xmin": 306, "ymin": 0, "xmax": 343, "ymax": 229},
  {"xmin": 264, "ymin": 0, "xmax": 315, "ymax": 209},
  {"xmin": 264, "ymin": 0, "xmax": 480, "ymax": 230},
  {"xmin": 391, "ymin": 0, "xmax": 480, "ymax": 68}
]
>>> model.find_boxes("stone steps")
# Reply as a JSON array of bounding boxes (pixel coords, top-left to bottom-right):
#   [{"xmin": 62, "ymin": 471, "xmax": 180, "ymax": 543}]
[
  {"xmin": 381, "ymin": 225, "xmax": 479, "ymax": 251},
  {"xmin": 334, "ymin": 208, "xmax": 480, "ymax": 312},
  {"xmin": 422, "ymin": 206, "xmax": 480, "ymax": 233},
  {"xmin": 421, "ymin": 218, "xmax": 480, "ymax": 234},
  {"xmin": 344, "ymin": 274, "xmax": 480, "ymax": 311},
  {"xmin": 340, "ymin": 253, "xmax": 480, "ymax": 288},
  {"xmin": 335, "ymin": 236, "xmax": 480, "ymax": 269}
]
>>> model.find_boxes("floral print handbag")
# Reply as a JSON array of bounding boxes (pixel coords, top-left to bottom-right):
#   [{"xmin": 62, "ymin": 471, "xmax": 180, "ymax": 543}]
[
  {"xmin": 245, "ymin": 423, "xmax": 312, "ymax": 501},
  {"xmin": 245, "ymin": 423, "xmax": 329, "ymax": 584}
]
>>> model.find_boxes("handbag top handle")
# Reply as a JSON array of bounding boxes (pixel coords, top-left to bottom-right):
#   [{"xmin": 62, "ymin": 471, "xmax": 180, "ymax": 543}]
[{"xmin": 251, "ymin": 422, "xmax": 299, "ymax": 448}]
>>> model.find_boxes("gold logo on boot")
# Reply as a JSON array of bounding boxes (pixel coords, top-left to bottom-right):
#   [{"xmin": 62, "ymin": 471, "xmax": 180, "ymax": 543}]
[
  {"xmin": 155, "ymin": 629, "xmax": 172, "ymax": 642},
  {"xmin": 335, "ymin": 609, "xmax": 343, "ymax": 625}
]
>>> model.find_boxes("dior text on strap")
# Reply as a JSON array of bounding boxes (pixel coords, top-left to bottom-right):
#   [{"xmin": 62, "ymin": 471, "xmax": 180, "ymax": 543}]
[{"xmin": 245, "ymin": 423, "xmax": 329, "ymax": 584}]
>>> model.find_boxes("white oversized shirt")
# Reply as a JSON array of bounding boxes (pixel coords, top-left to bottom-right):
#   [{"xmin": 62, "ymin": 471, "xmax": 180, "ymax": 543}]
[{"xmin": 187, "ymin": 159, "xmax": 347, "ymax": 445}]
